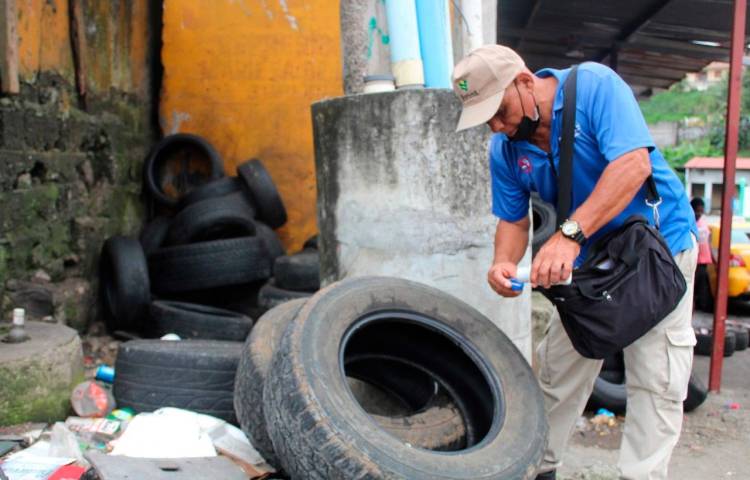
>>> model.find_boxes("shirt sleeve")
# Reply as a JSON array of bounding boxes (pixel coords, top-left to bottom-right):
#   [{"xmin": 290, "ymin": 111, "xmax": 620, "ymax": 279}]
[
  {"xmin": 583, "ymin": 64, "xmax": 655, "ymax": 162},
  {"xmin": 489, "ymin": 136, "xmax": 529, "ymax": 222}
]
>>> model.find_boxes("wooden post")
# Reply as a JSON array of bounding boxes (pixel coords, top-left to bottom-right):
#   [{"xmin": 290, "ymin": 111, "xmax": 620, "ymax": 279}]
[{"xmin": 0, "ymin": 0, "xmax": 19, "ymax": 94}]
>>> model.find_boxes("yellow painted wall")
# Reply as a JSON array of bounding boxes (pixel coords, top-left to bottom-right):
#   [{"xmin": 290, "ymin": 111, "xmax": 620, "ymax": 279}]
[
  {"xmin": 15, "ymin": 0, "xmax": 148, "ymax": 97},
  {"xmin": 160, "ymin": 0, "xmax": 343, "ymax": 251}
]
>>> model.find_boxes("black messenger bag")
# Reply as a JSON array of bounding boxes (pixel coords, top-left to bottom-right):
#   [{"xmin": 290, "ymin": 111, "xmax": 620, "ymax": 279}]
[{"xmin": 538, "ymin": 66, "xmax": 687, "ymax": 359}]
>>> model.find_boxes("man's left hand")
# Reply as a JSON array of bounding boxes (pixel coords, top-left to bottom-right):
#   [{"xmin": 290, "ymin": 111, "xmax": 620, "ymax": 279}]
[{"xmin": 531, "ymin": 232, "xmax": 580, "ymax": 288}]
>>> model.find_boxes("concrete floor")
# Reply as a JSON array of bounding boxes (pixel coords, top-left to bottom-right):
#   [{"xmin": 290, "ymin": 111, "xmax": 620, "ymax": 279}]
[{"xmin": 559, "ymin": 304, "xmax": 750, "ymax": 479}]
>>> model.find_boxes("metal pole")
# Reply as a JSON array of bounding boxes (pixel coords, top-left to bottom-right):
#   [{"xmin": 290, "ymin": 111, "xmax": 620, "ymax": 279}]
[{"xmin": 710, "ymin": 0, "xmax": 746, "ymax": 392}]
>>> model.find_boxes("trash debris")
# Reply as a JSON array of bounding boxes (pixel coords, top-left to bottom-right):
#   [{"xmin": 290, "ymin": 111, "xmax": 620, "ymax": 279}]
[
  {"xmin": 596, "ymin": 408, "xmax": 615, "ymax": 418},
  {"xmin": 70, "ymin": 381, "xmax": 115, "ymax": 418},
  {"xmin": 65, "ymin": 417, "xmax": 122, "ymax": 444},
  {"xmin": 727, "ymin": 402, "xmax": 741, "ymax": 410},
  {"xmin": 1, "ymin": 440, "xmax": 76, "ymax": 480},
  {"xmin": 49, "ymin": 423, "xmax": 85, "ymax": 464},
  {"xmin": 3, "ymin": 308, "xmax": 30, "ymax": 344},
  {"xmin": 106, "ymin": 408, "xmax": 134, "ymax": 423},
  {"xmin": 47, "ymin": 464, "xmax": 87, "ymax": 480},
  {"xmin": 95, "ymin": 365, "xmax": 115, "ymax": 384},
  {"xmin": 160, "ymin": 333, "xmax": 181, "ymax": 341},
  {"xmin": 84, "ymin": 450, "xmax": 248, "ymax": 480}
]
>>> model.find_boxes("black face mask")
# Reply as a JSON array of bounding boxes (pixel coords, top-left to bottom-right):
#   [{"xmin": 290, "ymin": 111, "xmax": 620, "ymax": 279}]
[{"xmin": 508, "ymin": 82, "xmax": 540, "ymax": 142}]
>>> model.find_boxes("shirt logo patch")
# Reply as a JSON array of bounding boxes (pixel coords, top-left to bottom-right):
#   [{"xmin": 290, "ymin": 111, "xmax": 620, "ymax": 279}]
[{"xmin": 518, "ymin": 156, "xmax": 532, "ymax": 173}]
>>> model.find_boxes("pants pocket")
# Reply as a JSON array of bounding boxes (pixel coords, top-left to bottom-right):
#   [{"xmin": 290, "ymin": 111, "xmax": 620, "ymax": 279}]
[{"xmin": 665, "ymin": 327, "xmax": 697, "ymax": 401}]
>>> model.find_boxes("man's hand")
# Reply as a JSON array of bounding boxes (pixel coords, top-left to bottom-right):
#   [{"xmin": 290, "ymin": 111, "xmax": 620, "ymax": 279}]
[
  {"xmin": 531, "ymin": 232, "xmax": 580, "ymax": 288},
  {"xmin": 488, "ymin": 262, "xmax": 522, "ymax": 297}
]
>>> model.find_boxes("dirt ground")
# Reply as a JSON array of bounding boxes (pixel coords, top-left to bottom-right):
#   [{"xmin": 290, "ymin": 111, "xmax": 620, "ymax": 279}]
[{"xmin": 559, "ymin": 308, "xmax": 750, "ymax": 480}]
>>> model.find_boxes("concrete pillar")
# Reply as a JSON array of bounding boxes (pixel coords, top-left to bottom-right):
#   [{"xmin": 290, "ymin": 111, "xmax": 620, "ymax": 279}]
[
  {"xmin": 312, "ymin": 89, "xmax": 532, "ymax": 361},
  {"xmin": 706, "ymin": 182, "xmax": 714, "ymax": 212}
]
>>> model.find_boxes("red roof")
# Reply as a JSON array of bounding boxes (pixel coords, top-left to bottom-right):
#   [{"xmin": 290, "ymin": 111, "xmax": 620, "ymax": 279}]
[{"xmin": 684, "ymin": 157, "xmax": 750, "ymax": 170}]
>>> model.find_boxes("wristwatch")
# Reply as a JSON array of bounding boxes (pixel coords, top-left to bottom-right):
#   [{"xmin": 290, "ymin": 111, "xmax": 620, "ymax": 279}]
[{"xmin": 560, "ymin": 219, "xmax": 586, "ymax": 246}]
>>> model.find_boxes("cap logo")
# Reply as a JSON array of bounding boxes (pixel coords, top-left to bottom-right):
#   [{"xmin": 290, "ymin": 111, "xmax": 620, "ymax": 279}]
[{"xmin": 458, "ymin": 79, "xmax": 468, "ymax": 92}]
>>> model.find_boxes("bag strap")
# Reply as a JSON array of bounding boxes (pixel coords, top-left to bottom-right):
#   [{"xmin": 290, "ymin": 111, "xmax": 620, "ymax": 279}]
[
  {"xmin": 556, "ymin": 65, "xmax": 663, "ymax": 229},
  {"xmin": 556, "ymin": 65, "xmax": 578, "ymax": 224}
]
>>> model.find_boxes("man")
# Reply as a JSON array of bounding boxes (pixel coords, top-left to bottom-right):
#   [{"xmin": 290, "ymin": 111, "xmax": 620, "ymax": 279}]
[{"xmin": 451, "ymin": 45, "xmax": 697, "ymax": 480}]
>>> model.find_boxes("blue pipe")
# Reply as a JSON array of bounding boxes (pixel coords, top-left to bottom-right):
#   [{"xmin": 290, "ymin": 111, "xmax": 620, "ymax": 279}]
[
  {"xmin": 384, "ymin": 0, "xmax": 424, "ymax": 87},
  {"xmin": 415, "ymin": 0, "xmax": 453, "ymax": 88}
]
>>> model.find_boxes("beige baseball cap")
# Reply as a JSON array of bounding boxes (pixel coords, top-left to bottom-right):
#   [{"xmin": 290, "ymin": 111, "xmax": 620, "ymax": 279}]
[{"xmin": 452, "ymin": 45, "xmax": 525, "ymax": 131}]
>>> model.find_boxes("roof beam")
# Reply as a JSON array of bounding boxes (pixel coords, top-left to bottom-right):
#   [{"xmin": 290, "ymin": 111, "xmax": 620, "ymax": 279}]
[
  {"xmin": 593, "ymin": 0, "xmax": 676, "ymax": 62},
  {"xmin": 515, "ymin": 0, "xmax": 543, "ymax": 51}
]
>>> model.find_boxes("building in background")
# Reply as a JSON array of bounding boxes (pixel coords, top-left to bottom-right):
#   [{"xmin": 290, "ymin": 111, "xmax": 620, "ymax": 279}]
[{"xmin": 684, "ymin": 157, "xmax": 750, "ymax": 214}]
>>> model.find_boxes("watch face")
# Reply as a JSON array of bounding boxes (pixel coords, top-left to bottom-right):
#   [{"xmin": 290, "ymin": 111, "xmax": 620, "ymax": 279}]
[{"xmin": 562, "ymin": 221, "xmax": 578, "ymax": 236}]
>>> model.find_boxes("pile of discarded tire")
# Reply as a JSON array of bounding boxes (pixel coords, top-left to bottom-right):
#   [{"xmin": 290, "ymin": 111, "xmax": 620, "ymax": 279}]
[
  {"xmin": 693, "ymin": 322, "xmax": 749, "ymax": 357},
  {"xmin": 100, "ymin": 134, "xmax": 320, "ymax": 423},
  {"xmin": 586, "ymin": 350, "xmax": 708, "ymax": 414},
  {"xmin": 234, "ymin": 276, "xmax": 549, "ymax": 478}
]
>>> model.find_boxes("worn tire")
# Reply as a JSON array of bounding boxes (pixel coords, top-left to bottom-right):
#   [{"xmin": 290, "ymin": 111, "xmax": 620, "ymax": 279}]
[
  {"xmin": 237, "ymin": 159, "xmax": 287, "ymax": 229},
  {"xmin": 148, "ymin": 237, "xmax": 272, "ymax": 294},
  {"xmin": 302, "ymin": 234, "xmax": 318, "ymax": 250},
  {"xmin": 143, "ymin": 133, "xmax": 224, "ymax": 208},
  {"xmin": 587, "ymin": 371, "xmax": 708, "ymax": 414},
  {"xmin": 263, "ymin": 276, "xmax": 547, "ymax": 480},
  {"xmin": 148, "ymin": 300, "xmax": 253, "ymax": 341},
  {"xmin": 99, "ymin": 236, "xmax": 150, "ymax": 332},
  {"xmin": 177, "ymin": 176, "xmax": 244, "ymax": 210},
  {"xmin": 165, "ymin": 193, "xmax": 256, "ymax": 245},
  {"xmin": 139, "ymin": 217, "xmax": 172, "ymax": 255},
  {"xmin": 256, "ymin": 222, "xmax": 286, "ymax": 261},
  {"xmin": 729, "ymin": 326, "xmax": 749, "ymax": 351},
  {"xmin": 531, "ymin": 193, "xmax": 556, "ymax": 257},
  {"xmin": 695, "ymin": 330, "xmax": 736, "ymax": 357},
  {"xmin": 235, "ymin": 299, "xmax": 309, "ymax": 466},
  {"xmin": 114, "ymin": 339, "xmax": 241, "ymax": 423},
  {"xmin": 234, "ymin": 299, "xmax": 465, "ymax": 469},
  {"xmin": 273, "ymin": 250, "xmax": 320, "ymax": 292},
  {"xmin": 257, "ymin": 279, "xmax": 312, "ymax": 310}
]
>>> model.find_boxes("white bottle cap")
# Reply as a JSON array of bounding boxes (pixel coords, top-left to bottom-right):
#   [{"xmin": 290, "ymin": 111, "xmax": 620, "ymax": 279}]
[{"xmin": 12, "ymin": 308, "xmax": 25, "ymax": 326}]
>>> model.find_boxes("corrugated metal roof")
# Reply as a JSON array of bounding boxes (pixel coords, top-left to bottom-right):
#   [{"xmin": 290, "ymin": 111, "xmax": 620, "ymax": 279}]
[
  {"xmin": 684, "ymin": 157, "xmax": 750, "ymax": 169},
  {"xmin": 497, "ymin": 0, "xmax": 747, "ymax": 95}
]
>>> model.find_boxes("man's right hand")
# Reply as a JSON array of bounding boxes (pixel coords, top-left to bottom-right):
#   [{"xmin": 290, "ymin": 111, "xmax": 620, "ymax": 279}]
[{"xmin": 487, "ymin": 262, "xmax": 522, "ymax": 297}]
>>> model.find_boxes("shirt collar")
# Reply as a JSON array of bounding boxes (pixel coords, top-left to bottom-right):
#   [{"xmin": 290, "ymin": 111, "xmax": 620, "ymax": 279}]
[{"xmin": 534, "ymin": 67, "xmax": 571, "ymax": 112}]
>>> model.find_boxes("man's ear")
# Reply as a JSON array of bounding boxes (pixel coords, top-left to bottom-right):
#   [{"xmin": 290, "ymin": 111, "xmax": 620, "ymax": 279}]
[{"xmin": 515, "ymin": 72, "xmax": 534, "ymax": 91}]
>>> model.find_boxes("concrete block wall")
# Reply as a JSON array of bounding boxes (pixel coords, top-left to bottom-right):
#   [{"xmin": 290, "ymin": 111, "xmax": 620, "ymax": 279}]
[{"xmin": 313, "ymin": 89, "xmax": 532, "ymax": 361}]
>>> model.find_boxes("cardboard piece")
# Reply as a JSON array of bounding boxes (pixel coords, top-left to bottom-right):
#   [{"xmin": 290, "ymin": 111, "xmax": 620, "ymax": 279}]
[{"xmin": 84, "ymin": 451, "xmax": 248, "ymax": 480}]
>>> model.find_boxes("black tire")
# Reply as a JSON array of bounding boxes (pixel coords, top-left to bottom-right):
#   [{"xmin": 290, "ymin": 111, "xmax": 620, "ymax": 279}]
[
  {"xmin": 143, "ymin": 133, "xmax": 224, "ymax": 208},
  {"xmin": 683, "ymin": 374, "xmax": 708, "ymax": 412},
  {"xmin": 237, "ymin": 159, "xmax": 287, "ymax": 229},
  {"xmin": 587, "ymin": 370, "xmax": 708, "ymax": 414},
  {"xmin": 257, "ymin": 279, "xmax": 312, "ymax": 310},
  {"xmin": 273, "ymin": 250, "xmax": 320, "ymax": 292},
  {"xmin": 99, "ymin": 236, "xmax": 150, "ymax": 332},
  {"xmin": 302, "ymin": 234, "xmax": 318, "ymax": 250},
  {"xmin": 148, "ymin": 237, "xmax": 272, "ymax": 294},
  {"xmin": 148, "ymin": 300, "xmax": 253, "ymax": 341},
  {"xmin": 256, "ymin": 222, "xmax": 286, "ymax": 261},
  {"xmin": 139, "ymin": 216, "xmax": 172, "ymax": 255},
  {"xmin": 586, "ymin": 376, "xmax": 627, "ymax": 414},
  {"xmin": 235, "ymin": 299, "xmax": 308, "ymax": 466},
  {"xmin": 234, "ymin": 298, "xmax": 466, "ymax": 469},
  {"xmin": 531, "ymin": 193, "xmax": 556, "ymax": 257},
  {"xmin": 729, "ymin": 326, "xmax": 749, "ymax": 351},
  {"xmin": 165, "ymin": 193, "xmax": 256, "ymax": 245},
  {"xmin": 177, "ymin": 176, "xmax": 244, "ymax": 210},
  {"xmin": 695, "ymin": 330, "xmax": 736, "ymax": 357},
  {"xmin": 114, "ymin": 339, "xmax": 241, "ymax": 423},
  {"xmin": 263, "ymin": 276, "xmax": 547, "ymax": 480}
]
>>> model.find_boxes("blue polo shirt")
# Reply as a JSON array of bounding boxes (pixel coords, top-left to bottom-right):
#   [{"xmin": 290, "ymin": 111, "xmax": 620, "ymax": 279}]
[{"xmin": 490, "ymin": 62, "xmax": 697, "ymax": 263}]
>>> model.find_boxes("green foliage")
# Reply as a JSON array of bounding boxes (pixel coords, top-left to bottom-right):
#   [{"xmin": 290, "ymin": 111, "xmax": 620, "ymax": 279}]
[
  {"xmin": 661, "ymin": 138, "xmax": 723, "ymax": 174},
  {"xmin": 639, "ymin": 80, "xmax": 725, "ymax": 124}
]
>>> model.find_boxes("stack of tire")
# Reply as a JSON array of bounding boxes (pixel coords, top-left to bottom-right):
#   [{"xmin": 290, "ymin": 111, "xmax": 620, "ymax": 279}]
[
  {"xmin": 233, "ymin": 276, "xmax": 549, "ymax": 478},
  {"xmin": 693, "ymin": 322, "xmax": 749, "ymax": 358},
  {"xmin": 586, "ymin": 350, "xmax": 708, "ymax": 414},
  {"xmin": 101, "ymin": 134, "xmax": 319, "ymax": 423}
]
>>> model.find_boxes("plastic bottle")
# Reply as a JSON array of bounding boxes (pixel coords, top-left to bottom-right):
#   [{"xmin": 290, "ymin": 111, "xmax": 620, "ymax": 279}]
[
  {"xmin": 510, "ymin": 266, "xmax": 573, "ymax": 291},
  {"xmin": 5, "ymin": 308, "xmax": 30, "ymax": 343}
]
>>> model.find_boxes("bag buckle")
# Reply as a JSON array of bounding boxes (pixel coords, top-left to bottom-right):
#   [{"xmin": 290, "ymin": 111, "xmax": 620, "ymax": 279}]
[{"xmin": 646, "ymin": 197, "xmax": 663, "ymax": 229}]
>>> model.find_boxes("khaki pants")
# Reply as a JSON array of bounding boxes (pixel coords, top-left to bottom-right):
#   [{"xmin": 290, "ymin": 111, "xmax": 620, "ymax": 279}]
[{"xmin": 537, "ymin": 239, "xmax": 698, "ymax": 480}]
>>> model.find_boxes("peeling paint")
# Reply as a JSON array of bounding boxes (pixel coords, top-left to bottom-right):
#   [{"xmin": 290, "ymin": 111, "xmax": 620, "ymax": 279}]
[
  {"xmin": 258, "ymin": 0, "xmax": 274, "ymax": 19},
  {"xmin": 170, "ymin": 111, "xmax": 192, "ymax": 134},
  {"xmin": 278, "ymin": 0, "xmax": 298, "ymax": 30}
]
